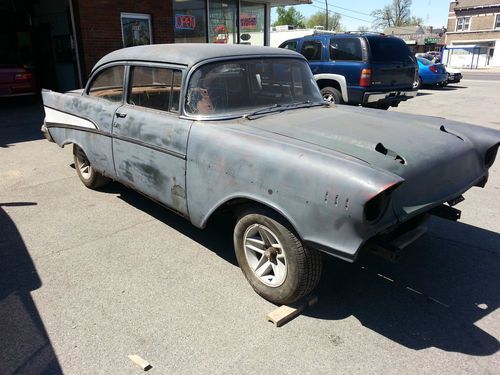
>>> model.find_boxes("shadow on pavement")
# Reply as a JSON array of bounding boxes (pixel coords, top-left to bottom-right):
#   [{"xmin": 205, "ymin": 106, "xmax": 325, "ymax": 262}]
[
  {"xmin": 0, "ymin": 203, "xmax": 63, "ymax": 374},
  {"xmin": 102, "ymin": 182, "xmax": 499, "ymax": 356},
  {"xmin": 308, "ymin": 217, "xmax": 500, "ymax": 356},
  {"xmin": 0, "ymin": 96, "xmax": 44, "ymax": 148},
  {"xmin": 101, "ymin": 182, "xmax": 238, "ymax": 267}
]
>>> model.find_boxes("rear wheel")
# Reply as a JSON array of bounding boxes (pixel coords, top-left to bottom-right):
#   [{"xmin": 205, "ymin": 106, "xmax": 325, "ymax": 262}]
[
  {"xmin": 320, "ymin": 86, "xmax": 343, "ymax": 104},
  {"xmin": 234, "ymin": 207, "xmax": 322, "ymax": 304},
  {"xmin": 416, "ymin": 77, "xmax": 423, "ymax": 89},
  {"xmin": 73, "ymin": 145, "xmax": 110, "ymax": 189}
]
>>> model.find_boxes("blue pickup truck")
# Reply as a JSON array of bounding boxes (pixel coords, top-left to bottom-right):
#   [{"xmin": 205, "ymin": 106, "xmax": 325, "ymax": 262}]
[{"xmin": 279, "ymin": 32, "xmax": 418, "ymax": 110}]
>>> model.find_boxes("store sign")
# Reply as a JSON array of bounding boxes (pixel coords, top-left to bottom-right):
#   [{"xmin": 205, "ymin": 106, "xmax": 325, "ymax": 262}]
[
  {"xmin": 240, "ymin": 14, "xmax": 257, "ymax": 29},
  {"xmin": 425, "ymin": 37, "xmax": 440, "ymax": 44},
  {"xmin": 176, "ymin": 14, "xmax": 196, "ymax": 30}
]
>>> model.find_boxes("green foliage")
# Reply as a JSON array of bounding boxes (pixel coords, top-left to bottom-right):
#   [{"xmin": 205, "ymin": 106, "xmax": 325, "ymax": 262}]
[
  {"xmin": 272, "ymin": 6, "xmax": 305, "ymax": 28},
  {"xmin": 305, "ymin": 11, "xmax": 342, "ymax": 30},
  {"xmin": 371, "ymin": 0, "xmax": 422, "ymax": 30}
]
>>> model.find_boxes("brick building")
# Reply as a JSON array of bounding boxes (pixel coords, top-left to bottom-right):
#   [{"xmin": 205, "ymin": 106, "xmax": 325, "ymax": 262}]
[
  {"xmin": 444, "ymin": 0, "xmax": 500, "ymax": 68},
  {"xmin": 0, "ymin": 0, "xmax": 306, "ymax": 92},
  {"xmin": 383, "ymin": 25, "xmax": 446, "ymax": 54}
]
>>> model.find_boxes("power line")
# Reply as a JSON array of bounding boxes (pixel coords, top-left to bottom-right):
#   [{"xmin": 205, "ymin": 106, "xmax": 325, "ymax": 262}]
[
  {"xmin": 309, "ymin": 3, "xmax": 373, "ymax": 24},
  {"xmin": 325, "ymin": 2, "xmax": 373, "ymax": 17}
]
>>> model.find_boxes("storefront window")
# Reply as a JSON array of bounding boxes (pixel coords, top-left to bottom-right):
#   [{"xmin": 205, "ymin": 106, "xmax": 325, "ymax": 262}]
[
  {"xmin": 240, "ymin": 2, "xmax": 265, "ymax": 46},
  {"xmin": 208, "ymin": 0, "xmax": 237, "ymax": 44},
  {"xmin": 174, "ymin": 0, "xmax": 207, "ymax": 43}
]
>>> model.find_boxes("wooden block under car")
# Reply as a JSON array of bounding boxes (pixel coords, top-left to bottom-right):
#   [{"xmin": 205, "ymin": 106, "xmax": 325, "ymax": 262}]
[{"xmin": 267, "ymin": 295, "xmax": 318, "ymax": 327}]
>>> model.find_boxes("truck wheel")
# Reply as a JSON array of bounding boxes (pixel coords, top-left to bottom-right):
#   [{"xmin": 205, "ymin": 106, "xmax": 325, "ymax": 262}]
[
  {"xmin": 234, "ymin": 208, "xmax": 322, "ymax": 304},
  {"xmin": 73, "ymin": 145, "xmax": 110, "ymax": 189},
  {"xmin": 320, "ymin": 86, "xmax": 343, "ymax": 104}
]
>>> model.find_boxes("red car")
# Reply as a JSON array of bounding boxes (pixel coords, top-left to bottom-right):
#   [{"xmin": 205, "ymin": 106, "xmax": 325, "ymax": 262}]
[{"xmin": 0, "ymin": 65, "xmax": 37, "ymax": 97}]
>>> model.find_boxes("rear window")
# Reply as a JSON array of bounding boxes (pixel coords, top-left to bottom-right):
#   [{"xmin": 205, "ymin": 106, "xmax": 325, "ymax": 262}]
[
  {"xmin": 417, "ymin": 57, "xmax": 431, "ymax": 66},
  {"xmin": 366, "ymin": 36, "xmax": 414, "ymax": 63}
]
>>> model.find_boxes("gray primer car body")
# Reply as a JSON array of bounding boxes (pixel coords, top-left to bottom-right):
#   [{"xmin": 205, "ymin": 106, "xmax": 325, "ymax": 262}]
[{"xmin": 41, "ymin": 44, "xmax": 500, "ymax": 262}]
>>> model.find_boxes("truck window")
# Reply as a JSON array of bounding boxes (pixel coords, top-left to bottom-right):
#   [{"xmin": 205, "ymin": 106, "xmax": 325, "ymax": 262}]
[
  {"xmin": 366, "ymin": 36, "xmax": 414, "ymax": 64},
  {"xmin": 280, "ymin": 41, "xmax": 297, "ymax": 51},
  {"xmin": 329, "ymin": 38, "xmax": 362, "ymax": 61},
  {"xmin": 300, "ymin": 41, "xmax": 322, "ymax": 61}
]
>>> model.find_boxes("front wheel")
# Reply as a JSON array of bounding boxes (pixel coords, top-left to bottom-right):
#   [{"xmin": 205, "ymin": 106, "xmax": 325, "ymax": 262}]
[
  {"xmin": 73, "ymin": 145, "xmax": 110, "ymax": 189},
  {"xmin": 234, "ymin": 208, "xmax": 322, "ymax": 304}
]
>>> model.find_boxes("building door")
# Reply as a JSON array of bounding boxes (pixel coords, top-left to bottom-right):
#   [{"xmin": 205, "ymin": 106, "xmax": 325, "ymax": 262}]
[{"xmin": 487, "ymin": 47, "xmax": 494, "ymax": 65}]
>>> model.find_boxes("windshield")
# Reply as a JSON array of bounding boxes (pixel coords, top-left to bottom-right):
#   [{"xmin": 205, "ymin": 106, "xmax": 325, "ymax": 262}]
[
  {"xmin": 366, "ymin": 36, "xmax": 414, "ymax": 64},
  {"xmin": 185, "ymin": 58, "xmax": 323, "ymax": 116}
]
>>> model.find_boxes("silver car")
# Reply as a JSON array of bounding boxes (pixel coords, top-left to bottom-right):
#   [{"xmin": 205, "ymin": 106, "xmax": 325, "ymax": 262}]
[{"xmin": 41, "ymin": 44, "xmax": 500, "ymax": 304}]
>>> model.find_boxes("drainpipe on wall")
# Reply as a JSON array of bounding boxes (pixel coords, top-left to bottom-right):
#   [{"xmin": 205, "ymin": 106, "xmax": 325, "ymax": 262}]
[{"xmin": 69, "ymin": 0, "xmax": 83, "ymax": 88}]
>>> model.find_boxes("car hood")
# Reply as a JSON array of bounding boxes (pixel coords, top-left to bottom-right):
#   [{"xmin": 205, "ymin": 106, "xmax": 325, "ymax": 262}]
[{"xmin": 241, "ymin": 105, "xmax": 499, "ymax": 218}]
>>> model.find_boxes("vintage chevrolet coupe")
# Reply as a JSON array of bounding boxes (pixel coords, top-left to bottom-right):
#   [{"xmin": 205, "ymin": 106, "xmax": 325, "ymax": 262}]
[{"xmin": 41, "ymin": 44, "xmax": 500, "ymax": 304}]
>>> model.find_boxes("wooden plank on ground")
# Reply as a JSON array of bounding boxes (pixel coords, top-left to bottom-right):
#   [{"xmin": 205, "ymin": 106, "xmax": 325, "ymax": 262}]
[
  {"xmin": 128, "ymin": 354, "xmax": 152, "ymax": 371},
  {"xmin": 266, "ymin": 295, "xmax": 318, "ymax": 327}
]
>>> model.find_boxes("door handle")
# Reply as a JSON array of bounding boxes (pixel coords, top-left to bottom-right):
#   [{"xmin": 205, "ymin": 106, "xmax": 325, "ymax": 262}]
[{"xmin": 115, "ymin": 112, "xmax": 127, "ymax": 118}]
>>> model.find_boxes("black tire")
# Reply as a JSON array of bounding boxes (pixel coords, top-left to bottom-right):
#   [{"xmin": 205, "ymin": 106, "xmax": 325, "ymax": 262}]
[
  {"xmin": 233, "ymin": 207, "xmax": 322, "ymax": 304},
  {"xmin": 375, "ymin": 103, "xmax": 391, "ymax": 110},
  {"xmin": 73, "ymin": 145, "xmax": 110, "ymax": 189},
  {"xmin": 416, "ymin": 77, "xmax": 423, "ymax": 89},
  {"xmin": 320, "ymin": 86, "xmax": 343, "ymax": 104}
]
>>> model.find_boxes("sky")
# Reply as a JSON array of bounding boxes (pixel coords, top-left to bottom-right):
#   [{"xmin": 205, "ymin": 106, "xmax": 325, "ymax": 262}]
[{"xmin": 271, "ymin": 0, "xmax": 451, "ymax": 30}]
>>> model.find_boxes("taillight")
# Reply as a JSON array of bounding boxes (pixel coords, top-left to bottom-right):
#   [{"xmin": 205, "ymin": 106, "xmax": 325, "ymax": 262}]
[
  {"xmin": 429, "ymin": 65, "xmax": 438, "ymax": 73},
  {"xmin": 364, "ymin": 182, "xmax": 402, "ymax": 223},
  {"xmin": 359, "ymin": 68, "xmax": 372, "ymax": 87},
  {"xmin": 15, "ymin": 71, "xmax": 33, "ymax": 81}
]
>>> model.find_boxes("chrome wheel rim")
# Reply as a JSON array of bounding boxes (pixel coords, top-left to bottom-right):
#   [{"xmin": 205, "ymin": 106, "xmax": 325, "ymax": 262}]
[
  {"xmin": 243, "ymin": 224, "xmax": 287, "ymax": 287},
  {"xmin": 76, "ymin": 148, "xmax": 92, "ymax": 180},
  {"xmin": 323, "ymin": 93, "xmax": 335, "ymax": 103}
]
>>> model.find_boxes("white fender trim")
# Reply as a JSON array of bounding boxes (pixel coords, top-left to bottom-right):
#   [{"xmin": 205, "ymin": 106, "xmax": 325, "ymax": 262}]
[
  {"xmin": 314, "ymin": 74, "xmax": 349, "ymax": 103},
  {"xmin": 44, "ymin": 107, "xmax": 98, "ymax": 129}
]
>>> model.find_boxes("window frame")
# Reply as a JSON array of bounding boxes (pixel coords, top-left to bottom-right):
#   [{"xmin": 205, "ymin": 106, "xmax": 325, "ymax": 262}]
[
  {"xmin": 495, "ymin": 14, "xmax": 500, "ymax": 29},
  {"xmin": 85, "ymin": 63, "xmax": 126, "ymax": 104},
  {"xmin": 124, "ymin": 62, "xmax": 186, "ymax": 115},
  {"xmin": 456, "ymin": 16, "xmax": 471, "ymax": 31}
]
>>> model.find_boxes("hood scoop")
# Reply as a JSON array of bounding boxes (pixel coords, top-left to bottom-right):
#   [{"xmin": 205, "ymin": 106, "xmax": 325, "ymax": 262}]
[
  {"xmin": 375, "ymin": 143, "xmax": 406, "ymax": 165},
  {"xmin": 440, "ymin": 125, "xmax": 464, "ymax": 141}
]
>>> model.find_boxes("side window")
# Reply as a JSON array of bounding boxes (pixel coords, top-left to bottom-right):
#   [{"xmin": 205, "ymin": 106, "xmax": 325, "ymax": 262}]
[
  {"xmin": 280, "ymin": 41, "xmax": 297, "ymax": 51},
  {"xmin": 87, "ymin": 66, "xmax": 124, "ymax": 102},
  {"xmin": 300, "ymin": 41, "xmax": 323, "ymax": 61},
  {"xmin": 330, "ymin": 38, "xmax": 362, "ymax": 61},
  {"xmin": 128, "ymin": 66, "xmax": 181, "ymax": 113}
]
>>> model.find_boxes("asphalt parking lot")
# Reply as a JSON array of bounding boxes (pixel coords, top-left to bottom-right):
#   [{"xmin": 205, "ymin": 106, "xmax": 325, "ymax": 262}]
[{"xmin": 1, "ymin": 77, "xmax": 499, "ymax": 374}]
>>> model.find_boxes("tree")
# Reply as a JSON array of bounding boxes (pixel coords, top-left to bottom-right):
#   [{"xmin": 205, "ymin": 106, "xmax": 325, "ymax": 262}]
[
  {"xmin": 357, "ymin": 26, "xmax": 370, "ymax": 32},
  {"xmin": 305, "ymin": 11, "xmax": 342, "ymax": 30},
  {"xmin": 371, "ymin": 0, "xmax": 422, "ymax": 30},
  {"xmin": 272, "ymin": 6, "xmax": 305, "ymax": 29}
]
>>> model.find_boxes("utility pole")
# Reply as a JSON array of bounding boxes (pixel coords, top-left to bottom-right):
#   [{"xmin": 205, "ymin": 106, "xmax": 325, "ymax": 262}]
[{"xmin": 325, "ymin": 0, "xmax": 329, "ymax": 30}]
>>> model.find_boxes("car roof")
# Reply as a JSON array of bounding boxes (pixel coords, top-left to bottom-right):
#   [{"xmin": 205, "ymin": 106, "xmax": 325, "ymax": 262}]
[{"xmin": 92, "ymin": 43, "xmax": 302, "ymax": 72}]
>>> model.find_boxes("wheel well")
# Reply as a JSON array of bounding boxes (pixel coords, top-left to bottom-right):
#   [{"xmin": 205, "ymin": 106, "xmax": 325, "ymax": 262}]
[
  {"xmin": 205, "ymin": 198, "xmax": 301, "ymax": 238},
  {"xmin": 316, "ymin": 79, "xmax": 342, "ymax": 93}
]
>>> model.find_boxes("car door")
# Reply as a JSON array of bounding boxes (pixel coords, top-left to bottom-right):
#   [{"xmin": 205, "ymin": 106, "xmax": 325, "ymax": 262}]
[
  {"xmin": 112, "ymin": 64, "xmax": 191, "ymax": 216},
  {"xmin": 59, "ymin": 64, "xmax": 126, "ymax": 177}
]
